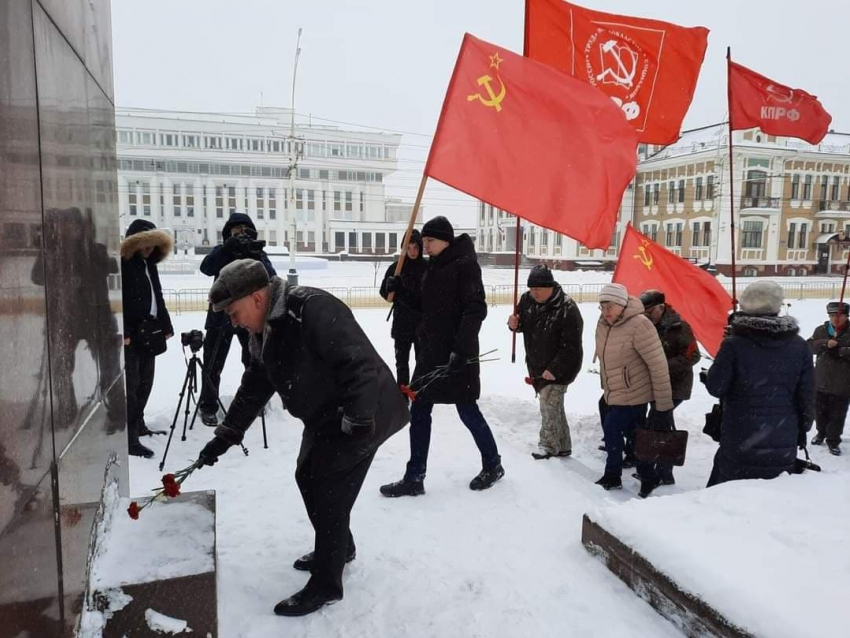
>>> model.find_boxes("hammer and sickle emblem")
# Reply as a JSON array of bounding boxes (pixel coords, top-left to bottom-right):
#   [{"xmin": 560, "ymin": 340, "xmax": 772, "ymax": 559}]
[
  {"xmin": 467, "ymin": 74, "xmax": 507, "ymax": 112},
  {"xmin": 634, "ymin": 243, "xmax": 653, "ymax": 270}
]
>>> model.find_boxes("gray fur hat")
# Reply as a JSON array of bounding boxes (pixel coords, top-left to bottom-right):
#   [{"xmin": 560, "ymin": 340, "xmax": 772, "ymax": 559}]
[
  {"xmin": 739, "ymin": 280, "xmax": 784, "ymax": 316},
  {"xmin": 209, "ymin": 259, "xmax": 270, "ymax": 311}
]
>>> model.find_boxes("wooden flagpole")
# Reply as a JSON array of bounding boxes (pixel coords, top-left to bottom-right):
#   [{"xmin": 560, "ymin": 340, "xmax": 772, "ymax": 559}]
[
  {"xmin": 726, "ymin": 47, "xmax": 739, "ymax": 310},
  {"xmin": 386, "ymin": 172, "xmax": 428, "ymax": 314},
  {"xmin": 511, "ymin": 216, "xmax": 522, "ymax": 363}
]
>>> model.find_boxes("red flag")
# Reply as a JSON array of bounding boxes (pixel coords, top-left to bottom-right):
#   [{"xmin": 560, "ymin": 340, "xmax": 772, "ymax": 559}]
[
  {"xmin": 613, "ymin": 225, "xmax": 732, "ymax": 356},
  {"xmin": 525, "ymin": 0, "xmax": 709, "ymax": 145},
  {"xmin": 425, "ymin": 34, "xmax": 637, "ymax": 251},
  {"xmin": 728, "ymin": 60, "xmax": 832, "ymax": 145}
]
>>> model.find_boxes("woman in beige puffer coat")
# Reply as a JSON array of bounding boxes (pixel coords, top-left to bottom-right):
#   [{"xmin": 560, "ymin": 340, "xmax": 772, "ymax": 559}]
[{"xmin": 594, "ymin": 284, "xmax": 673, "ymax": 490}]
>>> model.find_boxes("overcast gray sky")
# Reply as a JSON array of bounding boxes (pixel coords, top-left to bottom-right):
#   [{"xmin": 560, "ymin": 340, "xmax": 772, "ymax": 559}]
[{"xmin": 112, "ymin": 0, "xmax": 850, "ymax": 227}]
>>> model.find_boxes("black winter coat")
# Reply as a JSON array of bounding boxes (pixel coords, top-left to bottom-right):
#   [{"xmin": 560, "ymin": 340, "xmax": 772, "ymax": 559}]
[
  {"xmin": 513, "ymin": 285, "xmax": 583, "ymax": 392},
  {"xmin": 654, "ymin": 307, "xmax": 700, "ymax": 402},
  {"xmin": 120, "ymin": 222, "xmax": 173, "ymax": 339},
  {"xmin": 217, "ymin": 278, "xmax": 410, "ymax": 475},
  {"xmin": 807, "ymin": 323, "xmax": 850, "ymax": 398},
  {"xmin": 412, "ymin": 234, "xmax": 487, "ymax": 404},
  {"xmin": 706, "ymin": 314, "xmax": 814, "ymax": 486},
  {"xmin": 201, "ymin": 212, "xmax": 276, "ymax": 329},
  {"xmin": 379, "ymin": 254, "xmax": 426, "ymax": 341}
]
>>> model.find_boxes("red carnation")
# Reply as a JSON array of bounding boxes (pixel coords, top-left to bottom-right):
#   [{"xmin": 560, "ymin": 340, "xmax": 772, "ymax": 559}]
[
  {"xmin": 524, "ymin": 377, "xmax": 534, "ymax": 385},
  {"xmin": 161, "ymin": 474, "xmax": 181, "ymax": 498},
  {"xmin": 400, "ymin": 385, "xmax": 417, "ymax": 401},
  {"xmin": 127, "ymin": 501, "xmax": 140, "ymax": 520}
]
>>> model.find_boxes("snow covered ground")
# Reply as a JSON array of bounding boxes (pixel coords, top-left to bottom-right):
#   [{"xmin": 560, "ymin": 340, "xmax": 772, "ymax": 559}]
[{"xmin": 128, "ymin": 295, "xmax": 849, "ymax": 638}]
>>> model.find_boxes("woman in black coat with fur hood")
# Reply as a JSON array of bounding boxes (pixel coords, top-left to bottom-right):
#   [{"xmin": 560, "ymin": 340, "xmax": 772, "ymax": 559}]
[
  {"xmin": 705, "ymin": 281, "xmax": 814, "ymax": 487},
  {"xmin": 120, "ymin": 219, "xmax": 174, "ymax": 458}
]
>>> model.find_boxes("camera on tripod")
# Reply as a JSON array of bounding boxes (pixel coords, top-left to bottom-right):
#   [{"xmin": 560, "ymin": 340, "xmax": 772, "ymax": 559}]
[{"xmin": 181, "ymin": 329, "xmax": 204, "ymax": 352}]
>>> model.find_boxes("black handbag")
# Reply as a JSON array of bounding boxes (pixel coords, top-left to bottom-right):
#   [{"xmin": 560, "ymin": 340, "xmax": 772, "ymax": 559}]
[
  {"xmin": 635, "ymin": 428, "xmax": 689, "ymax": 466},
  {"xmin": 134, "ymin": 317, "xmax": 168, "ymax": 356},
  {"xmin": 703, "ymin": 403, "xmax": 723, "ymax": 442}
]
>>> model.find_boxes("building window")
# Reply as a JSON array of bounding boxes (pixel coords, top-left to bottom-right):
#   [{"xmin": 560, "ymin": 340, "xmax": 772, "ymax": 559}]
[
  {"xmin": 226, "ymin": 137, "xmax": 242, "ymax": 151},
  {"xmin": 186, "ymin": 188, "xmax": 194, "ymax": 217},
  {"xmin": 359, "ymin": 191, "xmax": 364, "ymax": 213},
  {"xmin": 643, "ymin": 185, "xmax": 651, "ymax": 207},
  {"xmin": 129, "ymin": 187, "xmax": 137, "ymax": 216},
  {"xmin": 376, "ymin": 233, "xmax": 386, "ymax": 252},
  {"xmin": 389, "ymin": 232, "xmax": 398, "ymax": 250},
  {"xmin": 216, "ymin": 230, "xmax": 223, "ymax": 243},
  {"xmin": 173, "ymin": 183, "xmax": 182, "ymax": 217},
  {"xmin": 668, "ymin": 181, "xmax": 676, "ymax": 204},
  {"xmin": 803, "ymin": 174, "xmax": 813, "ymax": 200},
  {"xmin": 706, "ymin": 175, "xmax": 715, "ymax": 200},
  {"xmin": 142, "ymin": 183, "xmax": 151, "ymax": 217},
  {"xmin": 137, "ymin": 131, "xmax": 155, "ymax": 145},
  {"xmin": 742, "ymin": 221, "xmax": 763, "ymax": 248},
  {"xmin": 118, "ymin": 130, "xmax": 133, "ymax": 144},
  {"xmin": 228, "ymin": 186, "xmax": 237, "ymax": 214},
  {"xmin": 693, "ymin": 222, "xmax": 702, "ymax": 246},
  {"xmin": 183, "ymin": 134, "xmax": 200, "ymax": 148},
  {"xmin": 745, "ymin": 170, "xmax": 767, "ymax": 198},
  {"xmin": 702, "ymin": 221, "xmax": 711, "ymax": 247},
  {"xmin": 307, "ymin": 190, "xmax": 315, "ymax": 211},
  {"xmin": 798, "ymin": 223, "xmax": 807, "ymax": 249},
  {"xmin": 652, "ymin": 183, "xmax": 660, "ymax": 205},
  {"xmin": 161, "ymin": 132, "xmax": 179, "ymax": 147},
  {"xmin": 791, "ymin": 174, "xmax": 800, "ymax": 200},
  {"xmin": 788, "ymin": 223, "xmax": 796, "ymax": 249},
  {"xmin": 678, "ymin": 179, "xmax": 685, "ymax": 203},
  {"xmin": 296, "ymin": 189, "xmax": 304, "ymax": 210},
  {"xmin": 666, "ymin": 223, "xmax": 683, "ymax": 247},
  {"xmin": 329, "ymin": 143, "xmax": 344, "ymax": 157},
  {"xmin": 269, "ymin": 188, "xmax": 276, "ymax": 219},
  {"xmin": 345, "ymin": 191, "xmax": 353, "ymax": 212},
  {"xmin": 820, "ymin": 176, "xmax": 829, "ymax": 202},
  {"xmin": 205, "ymin": 136, "xmax": 222, "ymax": 150},
  {"xmin": 308, "ymin": 231, "xmax": 315, "ymax": 245},
  {"xmin": 269, "ymin": 230, "xmax": 277, "ymax": 246},
  {"xmin": 215, "ymin": 186, "xmax": 224, "ymax": 218},
  {"xmin": 348, "ymin": 232, "xmax": 357, "ymax": 251},
  {"xmin": 832, "ymin": 176, "xmax": 841, "ymax": 201},
  {"xmin": 695, "ymin": 177, "xmax": 703, "ymax": 201},
  {"xmin": 334, "ymin": 191, "xmax": 342, "ymax": 212}
]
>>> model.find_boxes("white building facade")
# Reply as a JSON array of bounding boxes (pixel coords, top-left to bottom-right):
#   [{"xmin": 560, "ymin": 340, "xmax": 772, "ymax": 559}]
[{"xmin": 116, "ymin": 107, "xmax": 421, "ymax": 254}]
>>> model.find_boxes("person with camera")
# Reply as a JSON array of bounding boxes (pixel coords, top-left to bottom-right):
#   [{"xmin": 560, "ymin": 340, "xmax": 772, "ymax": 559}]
[
  {"xmin": 196, "ymin": 259, "xmax": 409, "ymax": 616},
  {"xmin": 806, "ymin": 301, "xmax": 850, "ymax": 456},
  {"xmin": 198, "ymin": 212, "xmax": 276, "ymax": 427},
  {"xmin": 705, "ymin": 281, "xmax": 814, "ymax": 487},
  {"xmin": 379, "ymin": 229, "xmax": 426, "ymax": 388},
  {"xmin": 120, "ymin": 220, "xmax": 174, "ymax": 458}
]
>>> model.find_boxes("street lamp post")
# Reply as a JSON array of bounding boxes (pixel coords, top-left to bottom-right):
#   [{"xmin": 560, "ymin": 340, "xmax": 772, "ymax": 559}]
[{"xmin": 287, "ymin": 28, "xmax": 303, "ymax": 286}]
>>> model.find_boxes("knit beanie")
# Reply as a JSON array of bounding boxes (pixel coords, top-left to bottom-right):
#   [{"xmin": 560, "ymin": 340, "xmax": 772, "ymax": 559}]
[
  {"xmin": 421, "ymin": 216, "xmax": 454, "ymax": 243},
  {"xmin": 739, "ymin": 281, "xmax": 784, "ymax": 316},
  {"xmin": 599, "ymin": 283, "xmax": 629, "ymax": 307},
  {"xmin": 527, "ymin": 265, "xmax": 555, "ymax": 288}
]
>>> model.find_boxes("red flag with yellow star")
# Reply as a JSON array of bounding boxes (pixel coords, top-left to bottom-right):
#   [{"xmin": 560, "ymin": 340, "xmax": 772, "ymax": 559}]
[
  {"xmin": 424, "ymin": 33, "xmax": 638, "ymax": 251},
  {"xmin": 613, "ymin": 224, "xmax": 732, "ymax": 356}
]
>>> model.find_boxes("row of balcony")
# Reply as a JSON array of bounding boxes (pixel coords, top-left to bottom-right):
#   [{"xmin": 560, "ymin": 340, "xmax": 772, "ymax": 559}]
[{"xmin": 739, "ymin": 196, "xmax": 850, "ymax": 212}]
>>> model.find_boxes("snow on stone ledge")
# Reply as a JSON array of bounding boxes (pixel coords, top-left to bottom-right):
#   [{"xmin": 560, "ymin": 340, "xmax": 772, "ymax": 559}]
[
  {"xmin": 92, "ymin": 497, "xmax": 214, "ymax": 589},
  {"xmin": 145, "ymin": 608, "xmax": 193, "ymax": 634},
  {"xmin": 587, "ymin": 471, "xmax": 850, "ymax": 638}
]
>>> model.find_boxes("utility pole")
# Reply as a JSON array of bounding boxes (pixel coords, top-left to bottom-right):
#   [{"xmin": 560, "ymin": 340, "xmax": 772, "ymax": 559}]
[{"xmin": 287, "ymin": 28, "xmax": 303, "ymax": 285}]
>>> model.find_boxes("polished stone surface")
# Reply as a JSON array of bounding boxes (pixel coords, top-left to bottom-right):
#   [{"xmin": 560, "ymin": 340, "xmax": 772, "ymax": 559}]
[{"xmin": 0, "ymin": 0, "xmax": 123, "ymax": 635}]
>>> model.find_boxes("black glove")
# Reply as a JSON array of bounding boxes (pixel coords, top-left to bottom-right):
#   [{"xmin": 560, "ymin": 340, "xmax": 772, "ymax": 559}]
[
  {"xmin": 797, "ymin": 429, "xmax": 807, "ymax": 450},
  {"xmin": 385, "ymin": 276, "xmax": 401, "ymax": 293},
  {"xmin": 341, "ymin": 415, "xmax": 375, "ymax": 436},
  {"xmin": 448, "ymin": 352, "xmax": 466, "ymax": 373},
  {"xmin": 198, "ymin": 436, "xmax": 233, "ymax": 467},
  {"xmin": 648, "ymin": 409, "xmax": 675, "ymax": 431},
  {"xmin": 222, "ymin": 235, "xmax": 243, "ymax": 256},
  {"xmin": 699, "ymin": 370, "xmax": 708, "ymax": 385}
]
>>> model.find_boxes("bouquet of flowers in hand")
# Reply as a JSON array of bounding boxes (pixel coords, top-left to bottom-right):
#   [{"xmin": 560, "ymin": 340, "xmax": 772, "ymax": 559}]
[
  {"xmin": 399, "ymin": 349, "xmax": 499, "ymax": 401},
  {"xmin": 127, "ymin": 459, "xmax": 202, "ymax": 520}
]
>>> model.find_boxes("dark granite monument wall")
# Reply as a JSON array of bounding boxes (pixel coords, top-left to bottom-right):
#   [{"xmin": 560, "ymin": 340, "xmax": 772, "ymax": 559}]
[{"xmin": 0, "ymin": 0, "xmax": 126, "ymax": 635}]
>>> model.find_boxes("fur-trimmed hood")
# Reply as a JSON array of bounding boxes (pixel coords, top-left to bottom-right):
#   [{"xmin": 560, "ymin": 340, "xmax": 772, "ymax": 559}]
[
  {"xmin": 120, "ymin": 220, "xmax": 173, "ymax": 263},
  {"xmin": 731, "ymin": 313, "xmax": 799, "ymax": 345}
]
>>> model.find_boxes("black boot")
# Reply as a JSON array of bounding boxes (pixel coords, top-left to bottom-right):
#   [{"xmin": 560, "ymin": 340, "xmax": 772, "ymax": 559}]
[
  {"xmin": 811, "ymin": 434, "xmax": 825, "ymax": 445},
  {"xmin": 594, "ymin": 473, "xmax": 622, "ymax": 490},
  {"xmin": 380, "ymin": 479, "xmax": 425, "ymax": 498},
  {"xmin": 128, "ymin": 442, "xmax": 154, "ymax": 458},
  {"xmin": 200, "ymin": 408, "xmax": 219, "ymax": 427},
  {"xmin": 273, "ymin": 584, "xmax": 342, "ymax": 617},
  {"xmin": 293, "ymin": 545, "xmax": 357, "ymax": 572},
  {"xmin": 469, "ymin": 465, "xmax": 505, "ymax": 491},
  {"xmin": 622, "ymin": 454, "xmax": 637, "ymax": 469},
  {"xmin": 828, "ymin": 444, "xmax": 842, "ymax": 456},
  {"xmin": 639, "ymin": 479, "xmax": 660, "ymax": 498},
  {"xmin": 531, "ymin": 451, "xmax": 553, "ymax": 460}
]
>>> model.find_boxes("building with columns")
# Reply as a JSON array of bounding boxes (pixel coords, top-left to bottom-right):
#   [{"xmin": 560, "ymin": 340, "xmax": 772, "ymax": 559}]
[
  {"xmin": 116, "ymin": 107, "xmax": 421, "ymax": 255},
  {"xmin": 476, "ymin": 124, "xmax": 850, "ymax": 276}
]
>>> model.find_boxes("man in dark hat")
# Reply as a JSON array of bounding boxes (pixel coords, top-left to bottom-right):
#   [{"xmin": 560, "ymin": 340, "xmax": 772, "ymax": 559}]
[
  {"xmin": 508, "ymin": 265, "xmax": 583, "ymax": 459},
  {"xmin": 120, "ymin": 220, "xmax": 175, "ymax": 458},
  {"xmin": 380, "ymin": 216, "xmax": 505, "ymax": 497},
  {"xmin": 196, "ymin": 259, "xmax": 409, "ymax": 616},
  {"xmin": 198, "ymin": 212, "xmax": 276, "ymax": 426},
  {"xmin": 380, "ymin": 229, "xmax": 427, "ymax": 387},
  {"xmin": 634, "ymin": 289, "xmax": 700, "ymax": 495},
  {"xmin": 807, "ymin": 301, "xmax": 850, "ymax": 456}
]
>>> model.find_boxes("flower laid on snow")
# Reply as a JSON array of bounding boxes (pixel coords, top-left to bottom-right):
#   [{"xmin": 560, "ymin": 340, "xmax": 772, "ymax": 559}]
[{"xmin": 127, "ymin": 460, "xmax": 200, "ymax": 520}]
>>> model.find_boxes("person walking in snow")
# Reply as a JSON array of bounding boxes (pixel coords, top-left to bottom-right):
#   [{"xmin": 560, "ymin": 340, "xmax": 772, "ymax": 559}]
[
  {"xmin": 380, "ymin": 216, "xmax": 505, "ymax": 497},
  {"xmin": 508, "ymin": 265, "xmax": 583, "ymax": 460},
  {"xmin": 198, "ymin": 212, "xmax": 276, "ymax": 427},
  {"xmin": 633, "ymin": 289, "xmax": 700, "ymax": 495},
  {"xmin": 120, "ymin": 220, "xmax": 174, "ymax": 458},
  {"xmin": 380, "ymin": 229, "xmax": 427, "ymax": 387},
  {"xmin": 196, "ymin": 260, "xmax": 409, "ymax": 616},
  {"xmin": 705, "ymin": 281, "xmax": 814, "ymax": 487},
  {"xmin": 594, "ymin": 283, "xmax": 673, "ymax": 492},
  {"xmin": 807, "ymin": 301, "xmax": 850, "ymax": 456}
]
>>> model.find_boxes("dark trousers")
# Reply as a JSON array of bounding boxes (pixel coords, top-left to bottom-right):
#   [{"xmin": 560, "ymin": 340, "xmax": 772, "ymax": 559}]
[
  {"xmin": 125, "ymin": 343, "xmax": 155, "ymax": 445},
  {"xmin": 199, "ymin": 325, "xmax": 250, "ymax": 412},
  {"xmin": 404, "ymin": 400, "xmax": 501, "ymax": 481},
  {"xmin": 815, "ymin": 391, "xmax": 848, "ymax": 446},
  {"xmin": 295, "ymin": 448, "xmax": 375, "ymax": 598},
  {"xmin": 599, "ymin": 396, "xmax": 635, "ymax": 457},
  {"xmin": 602, "ymin": 404, "xmax": 647, "ymax": 477},
  {"xmin": 393, "ymin": 337, "xmax": 418, "ymax": 387},
  {"xmin": 636, "ymin": 400, "xmax": 683, "ymax": 484}
]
